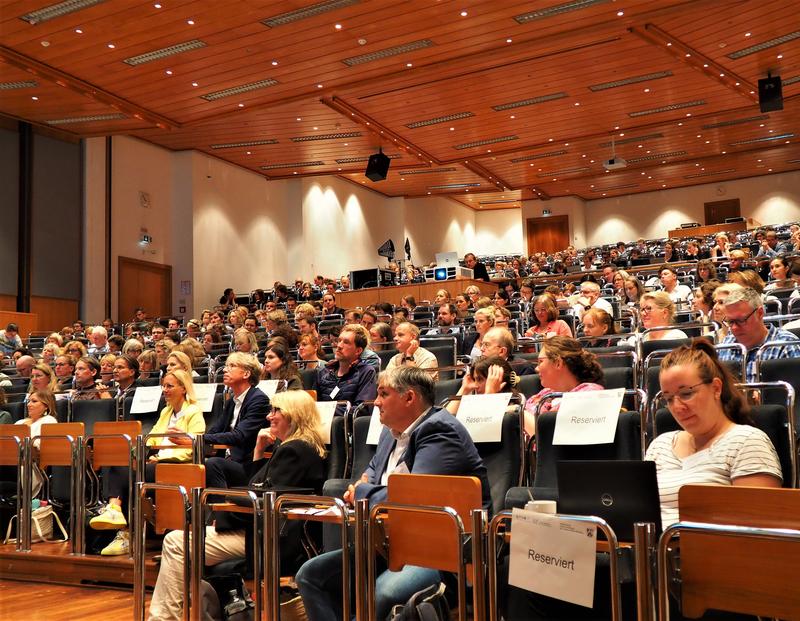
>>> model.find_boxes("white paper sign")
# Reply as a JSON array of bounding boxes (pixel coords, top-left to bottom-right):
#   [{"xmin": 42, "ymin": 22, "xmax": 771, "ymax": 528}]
[
  {"xmin": 552, "ymin": 388, "xmax": 624, "ymax": 446},
  {"xmin": 315, "ymin": 401, "xmax": 337, "ymax": 445},
  {"xmin": 366, "ymin": 406, "xmax": 383, "ymax": 445},
  {"xmin": 258, "ymin": 380, "xmax": 281, "ymax": 398},
  {"xmin": 509, "ymin": 508, "xmax": 597, "ymax": 608},
  {"xmin": 456, "ymin": 393, "xmax": 512, "ymax": 443},
  {"xmin": 194, "ymin": 383, "xmax": 218, "ymax": 413},
  {"xmin": 130, "ymin": 385, "xmax": 163, "ymax": 414}
]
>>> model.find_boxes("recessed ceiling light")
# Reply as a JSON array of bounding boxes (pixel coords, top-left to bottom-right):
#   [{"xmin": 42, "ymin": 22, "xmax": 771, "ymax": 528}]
[
  {"xmin": 187, "ymin": 19, "xmax": 194, "ymax": 25},
  {"xmin": 460, "ymin": 10, "xmax": 467, "ymax": 17},
  {"xmin": 510, "ymin": 115, "xmax": 515, "ymax": 119},
  {"xmin": 154, "ymin": 3, "xmax": 161, "ymax": 7},
  {"xmin": 238, "ymin": 103, "xmax": 244, "ymax": 107},
  {"xmin": 644, "ymin": 88, "xmax": 650, "ymax": 93},
  {"xmin": 75, "ymin": 28, "xmax": 83, "ymax": 33},
  {"xmin": 574, "ymin": 102, "xmax": 580, "ymax": 106},
  {"xmin": 31, "ymin": 96, "xmax": 38, "ymax": 101},
  {"xmin": 313, "ymin": 126, "xmax": 318, "ymax": 130},
  {"xmin": 548, "ymin": 138, "xmax": 553, "ymax": 142},
  {"xmin": 685, "ymin": 53, "xmax": 691, "ymax": 57},
  {"xmin": 271, "ymin": 60, "xmax": 278, "ymax": 65},
  {"xmin": 317, "ymin": 84, "xmax": 323, "ymax": 88},
  {"xmin": 719, "ymin": 73, "xmax": 725, "ymax": 77},
  {"xmin": 165, "ymin": 70, "xmax": 173, "ymax": 75},
  {"xmin": 246, "ymin": 151, "xmax": 251, "ymax": 155},
  {"xmin": 778, "ymin": 54, "xmax": 784, "ymax": 59},
  {"xmin": 506, "ymin": 38, "xmax": 512, "ymax": 43},
  {"xmin": 703, "ymin": 63, "xmax": 709, "ymax": 68},
  {"xmin": 192, "ymin": 81, "xmax": 198, "ymax": 87},
  {"xmin": 617, "ymin": 10, "xmax": 624, "ymax": 16},
  {"xmin": 107, "ymin": 43, "xmax": 115, "ymax": 48},
  {"xmin": 335, "ymin": 23, "xmax": 342, "ymax": 29},
  {"xmin": 745, "ymin": 32, "xmax": 751, "ymax": 37},
  {"xmin": 449, "ymin": 127, "xmax": 454, "ymax": 131},
  {"xmin": 296, "ymin": 117, "xmax": 301, "ymax": 121},
  {"xmin": 406, "ymin": 62, "xmax": 412, "ymax": 67}
]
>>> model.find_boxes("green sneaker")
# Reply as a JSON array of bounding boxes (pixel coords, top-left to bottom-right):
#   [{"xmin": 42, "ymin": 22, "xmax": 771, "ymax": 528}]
[
  {"xmin": 89, "ymin": 503, "xmax": 127, "ymax": 530},
  {"xmin": 100, "ymin": 529, "xmax": 130, "ymax": 556}
]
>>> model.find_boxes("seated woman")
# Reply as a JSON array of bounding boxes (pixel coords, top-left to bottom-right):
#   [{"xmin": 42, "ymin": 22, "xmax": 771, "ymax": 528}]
[
  {"xmin": 16, "ymin": 389, "xmax": 59, "ymax": 440},
  {"xmin": 233, "ymin": 327, "xmax": 258, "ymax": 354},
  {"xmin": 711, "ymin": 283, "xmax": 743, "ymax": 341},
  {"xmin": 524, "ymin": 295, "xmax": 572, "ymax": 339},
  {"xmin": 611, "ymin": 269, "xmax": 630, "ymax": 299},
  {"xmin": 765, "ymin": 255, "xmax": 793, "ymax": 291},
  {"xmin": 138, "ymin": 349, "xmax": 159, "ymax": 378},
  {"xmin": 63, "ymin": 340, "xmax": 88, "ymax": 360},
  {"xmin": 523, "ymin": 337, "xmax": 604, "ymax": 437},
  {"xmin": 695, "ymin": 259, "xmax": 718, "ymax": 284},
  {"xmin": 41, "ymin": 343, "xmax": 61, "ymax": 367},
  {"xmin": 645, "ymin": 340, "xmax": 781, "ymax": 527},
  {"xmin": 692, "ymin": 281, "xmax": 720, "ymax": 327},
  {"xmin": 580, "ymin": 308, "xmax": 617, "ymax": 347},
  {"xmin": 298, "ymin": 333, "xmax": 326, "ymax": 369},
  {"xmin": 628, "ymin": 291, "xmax": 687, "ymax": 345},
  {"xmin": 90, "ymin": 370, "xmax": 204, "ymax": 556},
  {"xmin": 148, "ymin": 390, "xmax": 326, "ymax": 621},
  {"xmin": 622, "ymin": 276, "xmax": 644, "ymax": 307},
  {"xmin": 27, "ymin": 363, "xmax": 61, "ymax": 399},
  {"xmin": 463, "ymin": 307, "xmax": 495, "ymax": 360},
  {"xmin": 493, "ymin": 289, "xmax": 511, "ymax": 308},
  {"xmin": 260, "ymin": 340, "xmax": 302, "ymax": 390},
  {"xmin": 709, "ymin": 233, "xmax": 731, "ymax": 260},
  {"xmin": 446, "ymin": 356, "xmax": 522, "ymax": 414},
  {"xmin": 433, "ymin": 289, "xmax": 451, "ymax": 305},
  {"xmin": 165, "ymin": 350, "xmax": 199, "ymax": 378},
  {"xmin": 454, "ymin": 293, "xmax": 471, "ymax": 320},
  {"xmin": 100, "ymin": 353, "xmax": 117, "ymax": 384}
]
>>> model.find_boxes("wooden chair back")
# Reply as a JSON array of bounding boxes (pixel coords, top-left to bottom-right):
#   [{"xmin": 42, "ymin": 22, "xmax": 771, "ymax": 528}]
[
  {"xmin": 92, "ymin": 420, "xmax": 142, "ymax": 467},
  {"xmin": 154, "ymin": 463, "xmax": 205, "ymax": 533},
  {"xmin": 678, "ymin": 485, "xmax": 800, "ymax": 619},
  {"xmin": 39, "ymin": 423, "xmax": 84, "ymax": 468},
  {"xmin": 386, "ymin": 474, "xmax": 482, "ymax": 573},
  {"xmin": 0, "ymin": 424, "xmax": 28, "ymax": 466}
]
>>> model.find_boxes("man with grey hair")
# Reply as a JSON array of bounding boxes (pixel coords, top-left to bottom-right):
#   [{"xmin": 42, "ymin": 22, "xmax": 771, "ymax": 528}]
[
  {"xmin": 87, "ymin": 325, "xmax": 109, "ymax": 356},
  {"xmin": 717, "ymin": 287, "xmax": 800, "ymax": 383},
  {"xmin": 572, "ymin": 280, "xmax": 613, "ymax": 320},
  {"xmin": 295, "ymin": 366, "xmax": 491, "ymax": 621}
]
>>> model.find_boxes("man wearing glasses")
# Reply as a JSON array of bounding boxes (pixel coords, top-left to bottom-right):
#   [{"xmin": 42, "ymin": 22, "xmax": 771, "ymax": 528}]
[
  {"xmin": 202, "ymin": 352, "xmax": 269, "ymax": 489},
  {"xmin": 717, "ymin": 287, "xmax": 800, "ymax": 383}
]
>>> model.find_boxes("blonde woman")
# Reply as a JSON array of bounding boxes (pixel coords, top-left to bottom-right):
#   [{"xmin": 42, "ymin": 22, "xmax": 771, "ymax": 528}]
[
  {"xmin": 629, "ymin": 291, "xmax": 688, "ymax": 344},
  {"xmin": 464, "ymin": 307, "xmax": 495, "ymax": 360}
]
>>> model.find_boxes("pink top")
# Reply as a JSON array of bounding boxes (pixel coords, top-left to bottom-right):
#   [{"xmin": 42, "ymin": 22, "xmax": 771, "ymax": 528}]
[
  {"xmin": 527, "ymin": 319, "xmax": 573, "ymax": 338},
  {"xmin": 524, "ymin": 382, "xmax": 605, "ymax": 415}
]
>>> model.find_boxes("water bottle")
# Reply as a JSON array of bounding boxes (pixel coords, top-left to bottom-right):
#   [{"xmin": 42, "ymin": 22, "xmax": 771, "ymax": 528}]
[{"xmin": 31, "ymin": 499, "xmax": 40, "ymax": 510}]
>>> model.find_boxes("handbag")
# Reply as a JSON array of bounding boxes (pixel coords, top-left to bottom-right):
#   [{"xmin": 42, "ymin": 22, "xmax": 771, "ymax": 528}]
[
  {"xmin": 4, "ymin": 504, "xmax": 69, "ymax": 544},
  {"xmin": 387, "ymin": 582, "xmax": 450, "ymax": 621}
]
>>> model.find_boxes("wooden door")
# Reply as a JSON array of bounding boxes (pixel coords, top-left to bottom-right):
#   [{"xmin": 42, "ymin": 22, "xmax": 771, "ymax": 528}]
[
  {"xmin": 118, "ymin": 257, "xmax": 171, "ymax": 322},
  {"xmin": 704, "ymin": 199, "xmax": 741, "ymax": 225},
  {"xmin": 526, "ymin": 215, "xmax": 570, "ymax": 255}
]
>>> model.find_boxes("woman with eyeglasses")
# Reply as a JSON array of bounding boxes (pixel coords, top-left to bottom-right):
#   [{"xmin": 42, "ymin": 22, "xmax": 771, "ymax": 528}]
[
  {"xmin": 628, "ymin": 291, "xmax": 687, "ymax": 345},
  {"xmin": 148, "ymin": 390, "xmax": 325, "ymax": 620},
  {"xmin": 524, "ymin": 295, "xmax": 572, "ymax": 338},
  {"xmin": 645, "ymin": 340, "xmax": 781, "ymax": 527}
]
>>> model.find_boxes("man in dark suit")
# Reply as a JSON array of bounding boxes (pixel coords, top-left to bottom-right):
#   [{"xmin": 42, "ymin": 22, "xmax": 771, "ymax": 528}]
[
  {"xmin": 296, "ymin": 366, "xmax": 490, "ymax": 621},
  {"xmin": 203, "ymin": 351, "xmax": 269, "ymax": 490},
  {"xmin": 464, "ymin": 252, "xmax": 491, "ymax": 282}
]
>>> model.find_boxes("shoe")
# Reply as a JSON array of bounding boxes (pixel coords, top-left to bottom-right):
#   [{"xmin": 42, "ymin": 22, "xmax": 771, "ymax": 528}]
[
  {"xmin": 100, "ymin": 529, "xmax": 130, "ymax": 556},
  {"xmin": 89, "ymin": 503, "xmax": 127, "ymax": 530}
]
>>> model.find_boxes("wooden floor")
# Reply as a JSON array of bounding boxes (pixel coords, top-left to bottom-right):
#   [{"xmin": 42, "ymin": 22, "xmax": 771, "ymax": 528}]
[{"xmin": 0, "ymin": 580, "xmax": 140, "ymax": 620}]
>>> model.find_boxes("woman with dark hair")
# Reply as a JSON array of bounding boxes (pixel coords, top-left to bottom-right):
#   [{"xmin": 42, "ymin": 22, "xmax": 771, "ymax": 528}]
[
  {"xmin": 523, "ymin": 337, "xmax": 605, "ymax": 436},
  {"xmin": 622, "ymin": 276, "xmax": 645, "ymax": 307},
  {"xmin": 446, "ymin": 356, "xmax": 522, "ymax": 414},
  {"xmin": 219, "ymin": 288, "xmax": 236, "ymax": 307},
  {"xmin": 261, "ymin": 340, "xmax": 302, "ymax": 390},
  {"xmin": 765, "ymin": 255, "xmax": 792, "ymax": 291},
  {"xmin": 493, "ymin": 289, "xmax": 511, "ymax": 308},
  {"xmin": 524, "ymin": 295, "xmax": 572, "ymax": 338},
  {"xmin": 692, "ymin": 281, "xmax": 720, "ymax": 324},
  {"xmin": 695, "ymin": 259, "xmax": 718, "ymax": 283},
  {"xmin": 646, "ymin": 340, "xmax": 781, "ymax": 526}
]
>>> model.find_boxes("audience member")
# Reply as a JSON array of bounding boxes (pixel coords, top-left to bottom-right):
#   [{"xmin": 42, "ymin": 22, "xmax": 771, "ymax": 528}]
[
  {"xmin": 480, "ymin": 327, "xmax": 535, "ymax": 375},
  {"xmin": 0, "ymin": 323, "xmax": 23, "ymax": 356},
  {"xmin": 386, "ymin": 322, "xmax": 438, "ymax": 381},
  {"xmin": 463, "ymin": 307, "xmax": 494, "ymax": 360},
  {"xmin": 464, "ymin": 252, "xmax": 490, "ymax": 282},
  {"xmin": 525, "ymin": 295, "xmax": 572, "ymax": 338},
  {"xmin": 261, "ymin": 341, "xmax": 302, "ymax": 390},
  {"xmin": 314, "ymin": 324, "xmax": 377, "ymax": 406},
  {"xmin": 630, "ymin": 291, "xmax": 688, "ymax": 344}
]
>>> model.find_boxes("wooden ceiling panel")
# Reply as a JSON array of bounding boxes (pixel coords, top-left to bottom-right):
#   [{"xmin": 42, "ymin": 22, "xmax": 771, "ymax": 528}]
[{"xmin": 1, "ymin": 0, "xmax": 797, "ymax": 209}]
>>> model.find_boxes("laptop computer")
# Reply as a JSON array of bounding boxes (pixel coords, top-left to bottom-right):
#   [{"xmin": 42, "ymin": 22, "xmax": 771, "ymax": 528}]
[{"xmin": 556, "ymin": 460, "xmax": 662, "ymax": 541}]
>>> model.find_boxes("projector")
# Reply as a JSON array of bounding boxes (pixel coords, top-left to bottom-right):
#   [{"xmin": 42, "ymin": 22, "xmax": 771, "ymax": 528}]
[{"xmin": 604, "ymin": 157, "xmax": 627, "ymax": 170}]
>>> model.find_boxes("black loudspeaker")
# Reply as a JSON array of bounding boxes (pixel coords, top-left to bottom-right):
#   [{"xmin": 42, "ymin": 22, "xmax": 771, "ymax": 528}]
[
  {"xmin": 365, "ymin": 150, "xmax": 390, "ymax": 182},
  {"xmin": 758, "ymin": 75, "xmax": 783, "ymax": 113}
]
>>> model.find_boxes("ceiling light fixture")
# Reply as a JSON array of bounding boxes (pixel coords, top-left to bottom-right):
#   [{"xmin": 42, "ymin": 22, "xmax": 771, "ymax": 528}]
[
  {"xmin": 262, "ymin": 0, "xmax": 359, "ymax": 27},
  {"xmin": 589, "ymin": 70, "xmax": 673, "ymax": 91},
  {"xmin": 46, "ymin": 113, "xmax": 127, "ymax": 125},
  {"xmin": 628, "ymin": 99, "xmax": 706, "ymax": 117},
  {"xmin": 20, "ymin": 0, "xmax": 105, "ymax": 24},
  {"xmin": 514, "ymin": 0, "xmax": 609, "ymax": 23},
  {"xmin": 123, "ymin": 39, "xmax": 206, "ymax": 65},
  {"xmin": 493, "ymin": 92, "xmax": 567, "ymax": 110},
  {"xmin": 405, "ymin": 111, "xmax": 474, "ymax": 128},
  {"xmin": 453, "ymin": 135, "xmax": 518, "ymax": 150},
  {"xmin": 342, "ymin": 39, "xmax": 433, "ymax": 66},
  {"xmin": 260, "ymin": 161, "xmax": 325, "ymax": 170},
  {"xmin": 210, "ymin": 139, "xmax": 279, "ymax": 149},
  {"xmin": 201, "ymin": 78, "xmax": 278, "ymax": 100}
]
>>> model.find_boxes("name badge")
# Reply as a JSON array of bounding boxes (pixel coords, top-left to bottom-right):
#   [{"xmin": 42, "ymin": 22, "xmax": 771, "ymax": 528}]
[
  {"xmin": 329, "ymin": 385, "xmax": 340, "ymax": 399},
  {"xmin": 552, "ymin": 388, "xmax": 623, "ymax": 445}
]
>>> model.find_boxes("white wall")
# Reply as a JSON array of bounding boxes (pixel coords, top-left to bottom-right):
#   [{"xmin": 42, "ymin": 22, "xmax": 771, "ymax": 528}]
[
  {"xmin": 405, "ymin": 197, "xmax": 475, "ymax": 264},
  {"xmin": 300, "ymin": 176, "xmax": 405, "ymax": 279},
  {"xmin": 584, "ymin": 170, "xmax": 800, "ymax": 246},
  {"xmin": 474, "ymin": 209, "xmax": 523, "ymax": 255}
]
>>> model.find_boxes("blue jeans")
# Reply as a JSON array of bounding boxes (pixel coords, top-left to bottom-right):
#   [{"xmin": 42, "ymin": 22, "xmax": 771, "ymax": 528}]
[{"xmin": 296, "ymin": 548, "xmax": 441, "ymax": 621}]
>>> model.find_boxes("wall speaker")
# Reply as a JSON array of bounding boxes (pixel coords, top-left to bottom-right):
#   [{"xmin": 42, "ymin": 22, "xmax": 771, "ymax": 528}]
[
  {"xmin": 365, "ymin": 149, "xmax": 390, "ymax": 182},
  {"xmin": 758, "ymin": 74, "xmax": 783, "ymax": 113}
]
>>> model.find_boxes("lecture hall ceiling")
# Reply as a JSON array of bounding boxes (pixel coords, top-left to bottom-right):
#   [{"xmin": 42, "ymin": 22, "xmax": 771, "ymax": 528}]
[{"xmin": 0, "ymin": 0, "xmax": 798, "ymax": 210}]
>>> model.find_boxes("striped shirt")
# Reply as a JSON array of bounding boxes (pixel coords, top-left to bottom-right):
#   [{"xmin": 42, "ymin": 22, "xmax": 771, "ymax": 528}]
[
  {"xmin": 717, "ymin": 324, "xmax": 800, "ymax": 383},
  {"xmin": 644, "ymin": 425, "xmax": 782, "ymax": 527}
]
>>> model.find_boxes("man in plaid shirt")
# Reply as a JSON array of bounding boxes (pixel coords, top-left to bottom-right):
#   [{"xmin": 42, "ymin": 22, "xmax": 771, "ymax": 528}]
[{"xmin": 717, "ymin": 287, "xmax": 800, "ymax": 383}]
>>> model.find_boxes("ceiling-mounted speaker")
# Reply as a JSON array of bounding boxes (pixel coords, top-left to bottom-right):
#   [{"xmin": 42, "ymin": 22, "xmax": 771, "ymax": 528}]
[
  {"xmin": 365, "ymin": 148, "xmax": 390, "ymax": 181},
  {"xmin": 758, "ymin": 74, "xmax": 783, "ymax": 113}
]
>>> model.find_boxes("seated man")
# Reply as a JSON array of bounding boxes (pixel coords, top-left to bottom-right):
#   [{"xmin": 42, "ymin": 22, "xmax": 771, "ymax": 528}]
[
  {"xmin": 0, "ymin": 323, "xmax": 23, "ymax": 357},
  {"xmin": 480, "ymin": 327, "xmax": 536, "ymax": 375},
  {"xmin": 202, "ymin": 352, "xmax": 269, "ymax": 489},
  {"xmin": 717, "ymin": 287, "xmax": 800, "ymax": 383},
  {"xmin": 314, "ymin": 324, "xmax": 377, "ymax": 406},
  {"xmin": 386, "ymin": 322, "xmax": 439, "ymax": 381},
  {"xmin": 296, "ymin": 366, "xmax": 491, "ymax": 621},
  {"xmin": 87, "ymin": 326, "xmax": 110, "ymax": 356},
  {"xmin": 571, "ymin": 281, "xmax": 614, "ymax": 320},
  {"xmin": 425, "ymin": 303, "xmax": 460, "ymax": 336}
]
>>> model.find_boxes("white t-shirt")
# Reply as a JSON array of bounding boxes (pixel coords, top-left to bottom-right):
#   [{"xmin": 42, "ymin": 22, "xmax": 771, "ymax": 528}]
[
  {"xmin": 666, "ymin": 284, "xmax": 692, "ymax": 306},
  {"xmin": 645, "ymin": 425, "xmax": 782, "ymax": 526}
]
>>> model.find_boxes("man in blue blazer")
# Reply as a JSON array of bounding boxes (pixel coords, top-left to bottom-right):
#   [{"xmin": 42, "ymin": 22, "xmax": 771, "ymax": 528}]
[
  {"xmin": 296, "ymin": 366, "xmax": 491, "ymax": 621},
  {"xmin": 203, "ymin": 352, "xmax": 269, "ymax": 490}
]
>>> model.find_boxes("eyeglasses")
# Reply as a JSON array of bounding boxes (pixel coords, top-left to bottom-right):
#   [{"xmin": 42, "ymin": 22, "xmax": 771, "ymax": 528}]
[
  {"xmin": 662, "ymin": 380, "xmax": 711, "ymax": 406},
  {"xmin": 640, "ymin": 305, "xmax": 660, "ymax": 314},
  {"xmin": 723, "ymin": 306, "xmax": 758, "ymax": 328}
]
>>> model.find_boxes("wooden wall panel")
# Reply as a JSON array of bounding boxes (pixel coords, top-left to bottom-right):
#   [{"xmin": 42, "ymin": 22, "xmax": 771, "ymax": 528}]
[
  {"xmin": 0, "ymin": 311, "xmax": 38, "ymax": 339},
  {"xmin": 335, "ymin": 278, "xmax": 496, "ymax": 310},
  {"xmin": 0, "ymin": 295, "xmax": 16, "ymax": 312},
  {"xmin": 29, "ymin": 297, "xmax": 80, "ymax": 333}
]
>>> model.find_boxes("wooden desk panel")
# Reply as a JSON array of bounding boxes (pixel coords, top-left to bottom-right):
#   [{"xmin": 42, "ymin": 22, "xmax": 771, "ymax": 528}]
[
  {"xmin": 336, "ymin": 278, "xmax": 497, "ymax": 309},
  {"xmin": 0, "ymin": 310, "xmax": 38, "ymax": 338},
  {"xmin": 668, "ymin": 218, "xmax": 757, "ymax": 239}
]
